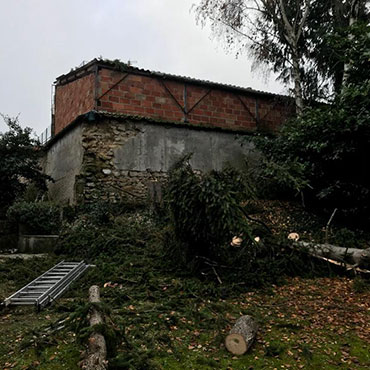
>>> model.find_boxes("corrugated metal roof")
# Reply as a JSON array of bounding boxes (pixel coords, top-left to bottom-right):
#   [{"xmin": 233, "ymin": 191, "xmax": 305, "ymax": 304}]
[{"xmin": 55, "ymin": 58, "xmax": 289, "ymax": 99}]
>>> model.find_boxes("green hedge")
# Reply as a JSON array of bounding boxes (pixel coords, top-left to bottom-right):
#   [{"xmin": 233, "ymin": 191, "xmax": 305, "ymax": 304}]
[{"xmin": 7, "ymin": 201, "xmax": 61, "ymax": 234}]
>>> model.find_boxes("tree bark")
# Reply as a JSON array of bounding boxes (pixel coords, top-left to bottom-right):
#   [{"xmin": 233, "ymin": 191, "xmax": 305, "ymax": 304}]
[
  {"xmin": 80, "ymin": 285, "xmax": 107, "ymax": 370},
  {"xmin": 276, "ymin": 0, "xmax": 309, "ymax": 116},
  {"xmin": 296, "ymin": 241, "xmax": 370, "ymax": 268},
  {"xmin": 342, "ymin": 0, "xmax": 363, "ymax": 87},
  {"xmin": 225, "ymin": 315, "xmax": 258, "ymax": 355},
  {"xmin": 292, "ymin": 51, "xmax": 304, "ymax": 115}
]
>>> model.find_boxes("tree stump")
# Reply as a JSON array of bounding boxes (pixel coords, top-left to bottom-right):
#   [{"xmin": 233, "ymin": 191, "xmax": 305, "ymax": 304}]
[
  {"xmin": 225, "ymin": 315, "xmax": 258, "ymax": 355},
  {"xmin": 80, "ymin": 285, "xmax": 107, "ymax": 370}
]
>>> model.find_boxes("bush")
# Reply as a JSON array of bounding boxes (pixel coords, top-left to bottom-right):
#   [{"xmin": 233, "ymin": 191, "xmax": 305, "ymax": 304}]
[
  {"xmin": 0, "ymin": 115, "xmax": 51, "ymax": 209},
  {"xmin": 164, "ymin": 157, "xmax": 338, "ymax": 285},
  {"xmin": 251, "ymin": 80, "xmax": 370, "ymax": 223},
  {"xmin": 7, "ymin": 201, "xmax": 61, "ymax": 234},
  {"xmin": 55, "ymin": 208, "xmax": 157, "ymax": 261},
  {"xmin": 165, "ymin": 156, "xmax": 255, "ymax": 261}
]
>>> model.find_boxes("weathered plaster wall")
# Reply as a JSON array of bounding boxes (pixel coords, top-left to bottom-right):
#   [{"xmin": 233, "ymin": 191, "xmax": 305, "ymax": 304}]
[
  {"xmin": 45, "ymin": 117, "xmax": 257, "ymax": 204},
  {"xmin": 44, "ymin": 124, "xmax": 84, "ymax": 203},
  {"xmin": 113, "ymin": 123, "xmax": 253, "ymax": 172}
]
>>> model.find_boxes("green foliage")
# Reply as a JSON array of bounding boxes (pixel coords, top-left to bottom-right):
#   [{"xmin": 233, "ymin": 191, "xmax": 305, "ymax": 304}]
[
  {"xmin": 164, "ymin": 157, "xmax": 334, "ymax": 285},
  {"xmin": 165, "ymin": 155, "xmax": 255, "ymax": 260},
  {"xmin": 326, "ymin": 22, "xmax": 370, "ymax": 88},
  {"xmin": 252, "ymin": 79, "xmax": 370, "ymax": 222},
  {"xmin": 0, "ymin": 115, "xmax": 52, "ymax": 210},
  {"xmin": 67, "ymin": 301, "xmax": 122, "ymax": 358},
  {"xmin": 195, "ymin": 1, "xmax": 369, "ymax": 107},
  {"xmin": 7, "ymin": 201, "xmax": 61, "ymax": 234},
  {"xmin": 56, "ymin": 207, "xmax": 157, "ymax": 261}
]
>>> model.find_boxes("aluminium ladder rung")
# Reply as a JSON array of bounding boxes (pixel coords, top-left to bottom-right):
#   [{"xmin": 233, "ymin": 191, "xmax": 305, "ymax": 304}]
[
  {"xmin": 37, "ymin": 280, "xmax": 63, "ymax": 284},
  {"xmin": 3, "ymin": 260, "xmax": 89, "ymax": 310},
  {"xmin": 19, "ymin": 295, "xmax": 42, "ymax": 299}
]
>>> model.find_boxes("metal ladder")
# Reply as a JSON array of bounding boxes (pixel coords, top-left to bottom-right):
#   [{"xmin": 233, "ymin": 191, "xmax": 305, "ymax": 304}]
[{"xmin": 3, "ymin": 261, "xmax": 89, "ymax": 310}]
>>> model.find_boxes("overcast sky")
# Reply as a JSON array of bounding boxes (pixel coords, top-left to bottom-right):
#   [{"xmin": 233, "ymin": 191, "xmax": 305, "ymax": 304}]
[{"xmin": 0, "ymin": 0, "xmax": 285, "ymax": 136}]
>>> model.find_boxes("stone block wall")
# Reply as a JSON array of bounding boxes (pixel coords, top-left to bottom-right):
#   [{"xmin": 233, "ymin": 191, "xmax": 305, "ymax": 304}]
[
  {"xmin": 76, "ymin": 119, "xmax": 166, "ymax": 203},
  {"xmin": 44, "ymin": 116, "xmax": 257, "ymax": 204}
]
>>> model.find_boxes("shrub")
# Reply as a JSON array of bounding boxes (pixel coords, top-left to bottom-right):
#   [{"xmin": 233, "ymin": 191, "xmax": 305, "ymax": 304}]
[
  {"xmin": 55, "ymin": 208, "xmax": 157, "ymax": 261},
  {"xmin": 164, "ymin": 157, "xmax": 337, "ymax": 285},
  {"xmin": 0, "ymin": 115, "xmax": 51, "ymax": 209},
  {"xmin": 251, "ymin": 79, "xmax": 370, "ymax": 223},
  {"xmin": 165, "ymin": 156, "xmax": 255, "ymax": 262},
  {"xmin": 7, "ymin": 201, "xmax": 61, "ymax": 234}
]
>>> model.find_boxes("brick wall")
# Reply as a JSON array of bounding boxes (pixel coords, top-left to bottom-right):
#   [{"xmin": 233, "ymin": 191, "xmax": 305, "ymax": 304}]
[
  {"xmin": 54, "ymin": 62, "xmax": 294, "ymax": 135},
  {"xmin": 54, "ymin": 73, "xmax": 95, "ymax": 133}
]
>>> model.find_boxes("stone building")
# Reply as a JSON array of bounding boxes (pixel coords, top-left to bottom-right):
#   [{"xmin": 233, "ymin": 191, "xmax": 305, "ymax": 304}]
[{"xmin": 43, "ymin": 59, "xmax": 294, "ymax": 204}]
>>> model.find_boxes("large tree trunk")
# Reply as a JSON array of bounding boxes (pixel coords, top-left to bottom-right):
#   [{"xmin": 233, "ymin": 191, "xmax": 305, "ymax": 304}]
[
  {"xmin": 80, "ymin": 286, "xmax": 107, "ymax": 370},
  {"xmin": 225, "ymin": 315, "xmax": 258, "ymax": 355},
  {"xmin": 277, "ymin": 0, "xmax": 309, "ymax": 116},
  {"xmin": 342, "ymin": 0, "xmax": 363, "ymax": 87},
  {"xmin": 292, "ymin": 52, "xmax": 304, "ymax": 115},
  {"xmin": 296, "ymin": 241, "xmax": 370, "ymax": 268}
]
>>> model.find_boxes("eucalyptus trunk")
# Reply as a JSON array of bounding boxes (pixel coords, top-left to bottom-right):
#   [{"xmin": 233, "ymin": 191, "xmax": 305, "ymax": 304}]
[
  {"xmin": 342, "ymin": 0, "xmax": 364, "ymax": 87},
  {"xmin": 292, "ymin": 51, "xmax": 304, "ymax": 115}
]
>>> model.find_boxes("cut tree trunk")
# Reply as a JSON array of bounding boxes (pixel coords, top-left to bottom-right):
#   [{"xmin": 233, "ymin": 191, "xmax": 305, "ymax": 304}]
[
  {"xmin": 80, "ymin": 285, "xmax": 107, "ymax": 370},
  {"xmin": 296, "ymin": 241, "xmax": 370, "ymax": 269},
  {"xmin": 225, "ymin": 315, "xmax": 258, "ymax": 355}
]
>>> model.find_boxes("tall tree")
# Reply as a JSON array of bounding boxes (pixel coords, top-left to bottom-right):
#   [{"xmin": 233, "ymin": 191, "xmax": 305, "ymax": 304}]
[
  {"xmin": 194, "ymin": 0, "xmax": 369, "ymax": 112},
  {"xmin": 306, "ymin": 0, "xmax": 369, "ymax": 95},
  {"xmin": 342, "ymin": 0, "xmax": 369, "ymax": 86},
  {"xmin": 0, "ymin": 115, "xmax": 51, "ymax": 209}
]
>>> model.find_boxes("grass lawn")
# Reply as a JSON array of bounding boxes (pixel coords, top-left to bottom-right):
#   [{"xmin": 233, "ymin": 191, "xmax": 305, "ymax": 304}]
[
  {"xmin": 0, "ymin": 260, "xmax": 369, "ymax": 369},
  {"xmin": 0, "ymin": 203, "xmax": 369, "ymax": 369}
]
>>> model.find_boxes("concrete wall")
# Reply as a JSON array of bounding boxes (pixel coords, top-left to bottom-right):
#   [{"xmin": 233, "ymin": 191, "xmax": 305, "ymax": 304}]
[
  {"xmin": 44, "ymin": 117, "xmax": 257, "ymax": 204},
  {"xmin": 44, "ymin": 124, "xmax": 84, "ymax": 204},
  {"xmin": 113, "ymin": 122, "xmax": 254, "ymax": 172}
]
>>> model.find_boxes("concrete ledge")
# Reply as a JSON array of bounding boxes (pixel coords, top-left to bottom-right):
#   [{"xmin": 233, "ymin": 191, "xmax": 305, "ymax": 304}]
[
  {"xmin": 0, "ymin": 253, "xmax": 48, "ymax": 261},
  {"xmin": 18, "ymin": 235, "xmax": 59, "ymax": 254}
]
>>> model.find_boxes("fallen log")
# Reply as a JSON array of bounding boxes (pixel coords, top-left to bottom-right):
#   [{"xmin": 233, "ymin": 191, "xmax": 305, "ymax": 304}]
[
  {"xmin": 295, "ymin": 241, "xmax": 370, "ymax": 269},
  {"xmin": 225, "ymin": 315, "xmax": 258, "ymax": 355},
  {"xmin": 80, "ymin": 285, "xmax": 107, "ymax": 370},
  {"xmin": 311, "ymin": 254, "xmax": 370, "ymax": 275}
]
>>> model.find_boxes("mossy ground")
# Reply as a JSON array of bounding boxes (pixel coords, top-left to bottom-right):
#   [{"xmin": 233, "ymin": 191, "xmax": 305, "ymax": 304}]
[{"xmin": 0, "ymin": 202, "xmax": 369, "ymax": 369}]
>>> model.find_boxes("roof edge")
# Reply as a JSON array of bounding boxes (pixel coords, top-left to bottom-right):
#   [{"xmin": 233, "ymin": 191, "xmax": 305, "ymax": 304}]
[
  {"xmin": 54, "ymin": 58, "xmax": 291, "ymax": 100},
  {"xmin": 44, "ymin": 110, "xmax": 256, "ymax": 149}
]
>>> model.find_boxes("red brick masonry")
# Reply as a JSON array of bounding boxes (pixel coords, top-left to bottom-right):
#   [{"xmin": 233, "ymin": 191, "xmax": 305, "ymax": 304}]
[{"xmin": 54, "ymin": 60, "xmax": 294, "ymax": 135}]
